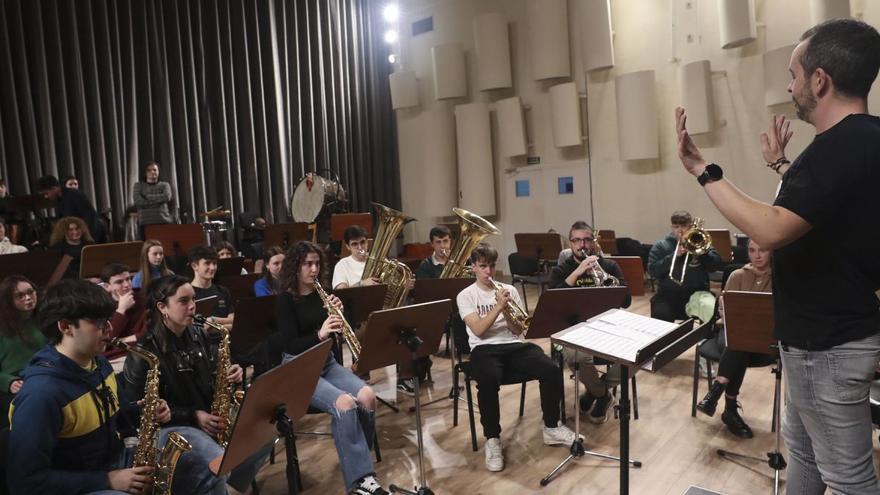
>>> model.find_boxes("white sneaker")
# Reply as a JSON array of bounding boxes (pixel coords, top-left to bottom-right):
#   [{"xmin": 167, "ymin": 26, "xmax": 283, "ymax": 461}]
[
  {"xmin": 484, "ymin": 437, "xmax": 504, "ymax": 472},
  {"xmin": 543, "ymin": 424, "xmax": 582, "ymax": 446}
]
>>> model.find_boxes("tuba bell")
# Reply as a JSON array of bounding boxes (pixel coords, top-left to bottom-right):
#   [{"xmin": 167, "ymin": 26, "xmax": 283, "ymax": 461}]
[
  {"xmin": 361, "ymin": 203, "xmax": 417, "ymax": 308},
  {"xmin": 439, "ymin": 208, "xmax": 502, "ymax": 279},
  {"xmin": 669, "ymin": 217, "xmax": 713, "ymax": 285}
]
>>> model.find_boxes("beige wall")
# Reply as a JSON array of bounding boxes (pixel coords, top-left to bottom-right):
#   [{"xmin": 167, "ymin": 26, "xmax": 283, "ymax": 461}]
[{"xmin": 394, "ymin": 0, "xmax": 880, "ymax": 270}]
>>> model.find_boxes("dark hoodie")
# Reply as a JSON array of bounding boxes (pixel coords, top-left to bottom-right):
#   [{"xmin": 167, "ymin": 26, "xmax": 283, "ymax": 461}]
[{"xmin": 7, "ymin": 345, "xmax": 126, "ymax": 494}]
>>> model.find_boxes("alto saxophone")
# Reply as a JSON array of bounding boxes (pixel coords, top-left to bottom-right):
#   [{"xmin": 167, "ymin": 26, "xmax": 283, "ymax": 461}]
[
  {"xmin": 193, "ymin": 315, "xmax": 241, "ymax": 448},
  {"xmin": 110, "ymin": 339, "xmax": 191, "ymax": 495},
  {"xmin": 488, "ymin": 278, "xmax": 532, "ymax": 337},
  {"xmin": 314, "ymin": 281, "xmax": 361, "ymax": 362}
]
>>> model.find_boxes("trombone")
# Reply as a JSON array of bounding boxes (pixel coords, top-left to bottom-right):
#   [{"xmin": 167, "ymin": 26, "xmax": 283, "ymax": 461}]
[{"xmin": 669, "ymin": 218, "xmax": 713, "ymax": 285}]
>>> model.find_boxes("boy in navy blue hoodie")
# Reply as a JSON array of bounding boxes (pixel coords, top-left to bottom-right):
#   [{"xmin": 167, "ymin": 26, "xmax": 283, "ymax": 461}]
[{"xmin": 7, "ymin": 279, "xmax": 169, "ymax": 494}]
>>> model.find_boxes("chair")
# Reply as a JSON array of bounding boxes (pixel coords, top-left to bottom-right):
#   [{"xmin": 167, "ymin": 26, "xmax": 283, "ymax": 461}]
[
  {"xmin": 452, "ymin": 357, "xmax": 527, "ymax": 452},
  {"xmin": 597, "ymin": 229, "xmax": 618, "ymax": 255},
  {"xmin": 507, "ymin": 252, "xmax": 551, "ymax": 312}
]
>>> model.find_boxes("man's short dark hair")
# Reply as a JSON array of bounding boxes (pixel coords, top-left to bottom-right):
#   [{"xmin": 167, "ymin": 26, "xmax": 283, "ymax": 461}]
[
  {"xmin": 671, "ymin": 210, "xmax": 692, "ymax": 226},
  {"xmin": 800, "ymin": 19, "xmax": 880, "ymax": 99},
  {"xmin": 188, "ymin": 245, "xmax": 218, "ymax": 264},
  {"xmin": 429, "ymin": 226, "xmax": 452, "ymax": 241},
  {"xmin": 100, "ymin": 263, "xmax": 131, "ymax": 283},
  {"xmin": 569, "ymin": 221, "xmax": 594, "ymax": 239},
  {"xmin": 36, "ymin": 175, "xmax": 60, "ymax": 192},
  {"xmin": 343, "ymin": 225, "xmax": 368, "ymax": 244},
  {"xmin": 470, "ymin": 243, "xmax": 498, "ymax": 264},
  {"xmin": 38, "ymin": 279, "xmax": 116, "ymax": 344}
]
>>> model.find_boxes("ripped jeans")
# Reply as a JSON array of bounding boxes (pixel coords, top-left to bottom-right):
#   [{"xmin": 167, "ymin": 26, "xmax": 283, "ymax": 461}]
[{"xmin": 282, "ymin": 352, "xmax": 375, "ymax": 490}]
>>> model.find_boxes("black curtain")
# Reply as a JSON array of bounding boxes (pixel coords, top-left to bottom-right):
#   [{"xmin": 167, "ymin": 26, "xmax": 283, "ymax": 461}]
[{"xmin": 0, "ymin": 0, "xmax": 399, "ymax": 228}]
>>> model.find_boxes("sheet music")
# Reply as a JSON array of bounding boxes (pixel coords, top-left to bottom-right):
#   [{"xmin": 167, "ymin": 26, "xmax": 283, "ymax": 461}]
[{"xmin": 554, "ymin": 309, "xmax": 679, "ymax": 363}]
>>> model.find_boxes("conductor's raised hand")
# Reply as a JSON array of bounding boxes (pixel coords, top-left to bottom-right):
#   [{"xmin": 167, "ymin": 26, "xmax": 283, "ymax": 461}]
[
  {"xmin": 675, "ymin": 107, "xmax": 708, "ymax": 176},
  {"xmin": 760, "ymin": 113, "xmax": 793, "ymax": 164}
]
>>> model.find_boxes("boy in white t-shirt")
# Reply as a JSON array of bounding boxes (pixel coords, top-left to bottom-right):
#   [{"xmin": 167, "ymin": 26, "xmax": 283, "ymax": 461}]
[
  {"xmin": 456, "ymin": 243, "xmax": 579, "ymax": 472},
  {"xmin": 332, "ymin": 225, "xmax": 380, "ymax": 289}
]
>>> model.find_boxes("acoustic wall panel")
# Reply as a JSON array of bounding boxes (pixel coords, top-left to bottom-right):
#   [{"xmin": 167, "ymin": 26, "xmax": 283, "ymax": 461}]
[
  {"xmin": 550, "ymin": 82, "xmax": 583, "ymax": 148},
  {"xmin": 527, "ymin": 0, "xmax": 571, "ymax": 80},
  {"xmin": 389, "ymin": 71, "xmax": 419, "ymax": 109},
  {"xmin": 576, "ymin": 0, "xmax": 615, "ymax": 72},
  {"xmin": 455, "ymin": 103, "xmax": 496, "ymax": 216},
  {"xmin": 421, "ymin": 110, "xmax": 458, "ymax": 217},
  {"xmin": 615, "ymin": 70, "xmax": 658, "ymax": 160},
  {"xmin": 473, "ymin": 13, "xmax": 513, "ymax": 91},
  {"xmin": 764, "ymin": 44, "xmax": 797, "ymax": 106},
  {"xmin": 810, "ymin": 0, "xmax": 850, "ymax": 24},
  {"xmin": 718, "ymin": 0, "xmax": 757, "ymax": 49},
  {"xmin": 432, "ymin": 43, "xmax": 467, "ymax": 100},
  {"xmin": 495, "ymin": 96, "xmax": 528, "ymax": 157},
  {"xmin": 679, "ymin": 60, "xmax": 715, "ymax": 135}
]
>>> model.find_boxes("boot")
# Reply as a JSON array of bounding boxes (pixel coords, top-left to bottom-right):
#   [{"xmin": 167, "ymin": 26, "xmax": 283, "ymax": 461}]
[
  {"xmin": 721, "ymin": 399, "xmax": 754, "ymax": 439},
  {"xmin": 696, "ymin": 380, "xmax": 726, "ymax": 417}
]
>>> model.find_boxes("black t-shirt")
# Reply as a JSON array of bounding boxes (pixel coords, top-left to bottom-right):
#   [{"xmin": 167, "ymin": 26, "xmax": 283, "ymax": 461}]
[
  {"xmin": 275, "ymin": 291, "xmax": 328, "ymax": 356},
  {"xmin": 773, "ymin": 113, "xmax": 880, "ymax": 349},
  {"xmin": 193, "ymin": 283, "xmax": 234, "ymax": 318}
]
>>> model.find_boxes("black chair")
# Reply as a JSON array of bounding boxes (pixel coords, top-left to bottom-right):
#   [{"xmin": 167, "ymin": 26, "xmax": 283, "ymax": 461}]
[
  {"xmin": 453, "ymin": 358, "xmax": 527, "ymax": 452},
  {"xmin": 507, "ymin": 252, "xmax": 551, "ymax": 312}
]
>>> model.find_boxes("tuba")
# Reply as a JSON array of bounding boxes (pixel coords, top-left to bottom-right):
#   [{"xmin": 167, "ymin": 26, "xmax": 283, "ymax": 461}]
[
  {"xmin": 489, "ymin": 278, "xmax": 532, "ymax": 336},
  {"xmin": 669, "ymin": 217, "xmax": 713, "ymax": 285},
  {"xmin": 110, "ymin": 339, "xmax": 191, "ymax": 495},
  {"xmin": 193, "ymin": 315, "xmax": 241, "ymax": 448},
  {"xmin": 314, "ymin": 281, "xmax": 361, "ymax": 362},
  {"xmin": 439, "ymin": 208, "xmax": 502, "ymax": 279},
  {"xmin": 361, "ymin": 203, "xmax": 417, "ymax": 308}
]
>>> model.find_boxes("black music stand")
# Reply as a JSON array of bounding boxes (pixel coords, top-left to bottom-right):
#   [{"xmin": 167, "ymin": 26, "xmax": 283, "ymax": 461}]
[
  {"xmin": 143, "ymin": 224, "xmax": 205, "ymax": 257},
  {"xmin": 195, "ymin": 296, "xmax": 218, "ymax": 318},
  {"xmin": 210, "ymin": 340, "xmax": 331, "ymax": 495},
  {"xmin": 217, "ymin": 256, "xmax": 245, "ymax": 278},
  {"xmin": 217, "ymin": 273, "xmax": 263, "ymax": 300},
  {"xmin": 718, "ymin": 291, "xmax": 785, "ymax": 495},
  {"xmin": 79, "ymin": 241, "xmax": 143, "ymax": 279},
  {"xmin": 264, "ymin": 223, "xmax": 311, "ymax": 250},
  {"xmin": 0, "ymin": 251, "xmax": 70, "ymax": 287},
  {"xmin": 514, "ymin": 233, "xmax": 563, "ymax": 267},
  {"xmin": 332, "ymin": 285, "xmax": 387, "ymax": 326},
  {"xmin": 229, "ymin": 296, "xmax": 277, "ymax": 356},
  {"xmin": 358, "ymin": 300, "xmax": 454, "ymax": 495},
  {"xmin": 9, "ymin": 193, "xmax": 55, "ymax": 213},
  {"xmin": 548, "ymin": 310, "xmax": 694, "ymax": 493}
]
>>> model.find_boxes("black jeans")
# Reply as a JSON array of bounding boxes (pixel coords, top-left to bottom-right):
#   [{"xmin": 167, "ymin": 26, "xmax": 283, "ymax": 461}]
[
  {"xmin": 468, "ymin": 342, "xmax": 562, "ymax": 439},
  {"xmin": 716, "ymin": 349, "xmax": 775, "ymax": 396}
]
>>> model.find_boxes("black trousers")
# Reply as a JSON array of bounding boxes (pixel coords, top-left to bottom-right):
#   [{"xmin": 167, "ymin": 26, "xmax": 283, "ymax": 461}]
[
  {"xmin": 468, "ymin": 342, "xmax": 562, "ymax": 439},
  {"xmin": 717, "ymin": 349, "xmax": 775, "ymax": 397},
  {"xmin": 650, "ymin": 293, "xmax": 690, "ymax": 322}
]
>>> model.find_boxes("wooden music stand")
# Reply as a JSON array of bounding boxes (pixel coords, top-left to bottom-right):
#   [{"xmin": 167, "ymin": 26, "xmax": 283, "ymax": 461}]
[
  {"xmin": 331, "ymin": 213, "xmax": 372, "ymax": 241},
  {"xmin": 80, "ymin": 241, "xmax": 143, "ymax": 278},
  {"xmin": 216, "ymin": 256, "xmax": 245, "ymax": 278},
  {"xmin": 608, "ymin": 256, "xmax": 646, "ymax": 296},
  {"xmin": 707, "ymin": 229, "xmax": 733, "ymax": 263},
  {"xmin": 210, "ymin": 340, "xmax": 331, "ymax": 495},
  {"xmin": 217, "ymin": 273, "xmax": 262, "ymax": 300},
  {"xmin": 143, "ymin": 224, "xmax": 205, "ymax": 257},
  {"xmin": 9, "ymin": 194, "xmax": 55, "ymax": 213},
  {"xmin": 0, "ymin": 251, "xmax": 70, "ymax": 287},
  {"xmin": 229, "ymin": 296, "xmax": 278, "ymax": 355},
  {"xmin": 332, "ymin": 285, "xmax": 387, "ymax": 325},
  {"xmin": 514, "ymin": 233, "xmax": 563, "ymax": 262},
  {"xmin": 195, "ymin": 296, "xmax": 218, "ymax": 317},
  {"xmin": 412, "ymin": 278, "xmax": 474, "ymax": 314},
  {"xmin": 264, "ymin": 223, "xmax": 311, "ymax": 249}
]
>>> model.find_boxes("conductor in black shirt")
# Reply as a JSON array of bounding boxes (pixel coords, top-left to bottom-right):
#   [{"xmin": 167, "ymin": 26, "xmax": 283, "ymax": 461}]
[
  {"xmin": 676, "ymin": 19, "xmax": 880, "ymax": 493},
  {"xmin": 37, "ymin": 175, "xmax": 107, "ymax": 243}
]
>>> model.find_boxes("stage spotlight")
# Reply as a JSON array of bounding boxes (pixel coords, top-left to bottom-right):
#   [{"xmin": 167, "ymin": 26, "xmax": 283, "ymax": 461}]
[
  {"xmin": 382, "ymin": 4, "xmax": 399, "ymax": 23},
  {"xmin": 384, "ymin": 29, "xmax": 398, "ymax": 44},
  {"xmin": 388, "ymin": 53, "xmax": 398, "ymax": 64}
]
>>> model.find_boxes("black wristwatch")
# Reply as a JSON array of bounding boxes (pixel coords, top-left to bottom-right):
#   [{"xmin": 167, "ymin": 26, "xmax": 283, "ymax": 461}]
[{"xmin": 697, "ymin": 163, "xmax": 723, "ymax": 186}]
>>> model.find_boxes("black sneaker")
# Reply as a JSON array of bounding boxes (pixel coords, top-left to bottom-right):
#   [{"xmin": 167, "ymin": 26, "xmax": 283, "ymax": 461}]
[
  {"xmin": 696, "ymin": 381, "xmax": 726, "ymax": 417},
  {"xmin": 397, "ymin": 378, "xmax": 415, "ymax": 396},
  {"xmin": 589, "ymin": 392, "xmax": 616, "ymax": 424},
  {"xmin": 349, "ymin": 474, "xmax": 390, "ymax": 495},
  {"xmin": 579, "ymin": 393, "xmax": 597, "ymax": 414},
  {"xmin": 721, "ymin": 406, "xmax": 754, "ymax": 439}
]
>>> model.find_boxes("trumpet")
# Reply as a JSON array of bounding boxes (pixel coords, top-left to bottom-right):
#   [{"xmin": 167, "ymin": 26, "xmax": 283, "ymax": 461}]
[
  {"xmin": 578, "ymin": 249, "xmax": 620, "ymax": 287},
  {"xmin": 669, "ymin": 217, "xmax": 713, "ymax": 285},
  {"xmin": 489, "ymin": 277, "xmax": 531, "ymax": 336}
]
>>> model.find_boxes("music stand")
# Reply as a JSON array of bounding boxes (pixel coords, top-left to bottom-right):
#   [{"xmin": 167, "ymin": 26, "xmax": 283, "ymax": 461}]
[
  {"xmin": 195, "ymin": 296, "xmax": 218, "ymax": 318},
  {"xmin": 548, "ymin": 310, "xmax": 694, "ymax": 493},
  {"xmin": 9, "ymin": 193, "xmax": 55, "ymax": 213},
  {"xmin": 229, "ymin": 296, "xmax": 278, "ymax": 356},
  {"xmin": 514, "ymin": 233, "xmax": 563, "ymax": 266},
  {"xmin": 79, "ymin": 241, "xmax": 143, "ymax": 279},
  {"xmin": 264, "ymin": 223, "xmax": 311, "ymax": 250},
  {"xmin": 0, "ymin": 251, "xmax": 70, "ymax": 287},
  {"xmin": 332, "ymin": 285, "xmax": 387, "ymax": 326},
  {"xmin": 718, "ymin": 291, "xmax": 785, "ymax": 494},
  {"xmin": 216, "ymin": 256, "xmax": 245, "ymax": 278},
  {"xmin": 330, "ymin": 213, "xmax": 372, "ymax": 241},
  {"xmin": 143, "ymin": 224, "xmax": 204, "ymax": 257},
  {"xmin": 358, "ymin": 300, "xmax": 453, "ymax": 495},
  {"xmin": 210, "ymin": 340, "xmax": 331, "ymax": 495},
  {"xmin": 217, "ymin": 273, "xmax": 262, "ymax": 300}
]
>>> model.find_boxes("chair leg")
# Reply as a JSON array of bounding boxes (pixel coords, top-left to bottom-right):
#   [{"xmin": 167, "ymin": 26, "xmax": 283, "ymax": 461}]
[
  {"xmin": 374, "ymin": 430, "xmax": 382, "ymax": 463},
  {"xmin": 692, "ymin": 346, "xmax": 700, "ymax": 417},
  {"xmin": 452, "ymin": 364, "xmax": 460, "ymax": 427},
  {"xmin": 631, "ymin": 375, "xmax": 639, "ymax": 420},
  {"xmin": 520, "ymin": 282, "xmax": 529, "ymax": 312},
  {"xmin": 555, "ymin": 348, "xmax": 566, "ymax": 423},
  {"xmin": 519, "ymin": 382, "xmax": 526, "ymax": 417},
  {"xmin": 465, "ymin": 373, "xmax": 478, "ymax": 452},
  {"xmin": 706, "ymin": 361, "xmax": 714, "ymax": 390},
  {"xmin": 251, "ymin": 479, "xmax": 260, "ymax": 495}
]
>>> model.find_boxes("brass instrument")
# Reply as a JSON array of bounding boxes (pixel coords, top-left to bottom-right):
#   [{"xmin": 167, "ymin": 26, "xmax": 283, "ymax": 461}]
[
  {"xmin": 669, "ymin": 217, "xmax": 713, "ymax": 285},
  {"xmin": 193, "ymin": 315, "xmax": 240, "ymax": 448},
  {"xmin": 110, "ymin": 339, "xmax": 191, "ymax": 495},
  {"xmin": 577, "ymin": 248, "xmax": 620, "ymax": 287},
  {"xmin": 439, "ymin": 208, "xmax": 502, "ymax": 279},
  {"xmin": 313, "ymin": 281, "xmax": 362, "ymax": 362},
  {"xmin": 361, "ymin": 202, "xmax": 417, "ymax": 308},
  {"xmin": 489, "ymin": 278, "xmax": 532, "ymax": 336}
]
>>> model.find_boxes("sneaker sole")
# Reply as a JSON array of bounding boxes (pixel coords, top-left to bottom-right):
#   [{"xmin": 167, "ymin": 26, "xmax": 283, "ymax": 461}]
[{"xmin": 485, "ymin": 463, "xmax": 504, "ymax": 472}]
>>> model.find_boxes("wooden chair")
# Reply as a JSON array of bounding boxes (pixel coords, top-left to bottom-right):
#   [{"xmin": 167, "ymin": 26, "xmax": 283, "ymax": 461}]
[
  {"xmin": 607, "ymin": 256, "xmax": 646, "ymax": 297},
  {"xmin": 331, "ymin": 213, "xmax": 372, "ymax": 241}
]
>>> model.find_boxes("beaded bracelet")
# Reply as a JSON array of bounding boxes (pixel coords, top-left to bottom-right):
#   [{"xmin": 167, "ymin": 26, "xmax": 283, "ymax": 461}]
[{"xmin": 767, "ymin": 157, "xmax": 790, "ymax": 174}]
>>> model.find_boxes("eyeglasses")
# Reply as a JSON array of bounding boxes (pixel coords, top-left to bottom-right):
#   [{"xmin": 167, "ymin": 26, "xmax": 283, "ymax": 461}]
[
  {"xmin": 14, "ymin": 288, "xmax": 36, "ymax": 300},
  {"xmin": 86, "ymin": 318, "xmax": 112, "ymax": 331},
  {"xmin": 569, "ymin": 237, "xmax": 595, "ymax": 244}
]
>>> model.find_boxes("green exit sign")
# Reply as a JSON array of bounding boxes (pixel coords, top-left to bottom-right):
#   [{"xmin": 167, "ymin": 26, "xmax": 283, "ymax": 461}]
[{"xmin": 527, "ymin": 156, "xmax": 541, "ymax": 165}]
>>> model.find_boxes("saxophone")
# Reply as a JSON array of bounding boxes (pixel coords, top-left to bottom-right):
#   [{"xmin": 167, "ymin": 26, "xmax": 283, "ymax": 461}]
[
  {"xmin": 110, "ymin": 339, "xmax": 191, "ymax": 495},
  {"xmin": 314, "ymin": 281, "xmax": 361, "ymax": 362},
  {"xmin": 193, "ymin": 315, "xmax": 239, "ymax": 448}
]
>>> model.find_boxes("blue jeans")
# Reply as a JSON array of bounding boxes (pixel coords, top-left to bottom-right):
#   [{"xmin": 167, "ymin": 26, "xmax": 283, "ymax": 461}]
[
  {"xmin": 781, "ymin": 332, "xmax": 880, "ymax": 495},
  {"xmin": 282, "ymin": 352, "xmax": 375, "ymax": 490}
]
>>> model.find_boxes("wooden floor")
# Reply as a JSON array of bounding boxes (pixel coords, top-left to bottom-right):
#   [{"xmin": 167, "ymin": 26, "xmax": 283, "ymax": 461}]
[{"xmin": 246, "ymin": 285, "xmax": 880, "ymax": 495}]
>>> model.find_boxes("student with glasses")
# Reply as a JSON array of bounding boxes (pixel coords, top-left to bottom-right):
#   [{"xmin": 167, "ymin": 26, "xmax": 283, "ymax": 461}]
[
  {"xmin": 549, "ymin": 221, "xmax": 632, "ymax": 423},
  {"xmin": 0, "ymin": 275, "xmax": 45, "ymax": 429}
]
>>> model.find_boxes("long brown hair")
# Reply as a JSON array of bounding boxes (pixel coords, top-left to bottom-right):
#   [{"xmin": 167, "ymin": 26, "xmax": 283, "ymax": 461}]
[
  {"xmin": 261, "ymin": 246, "xmax": 285, "ymax": 295},
  {"xmin": 139, "ymin": 239, "xmax": 173, "ymax": 288},
  {"xmin": 49, "ymin": 216, "xmax": 94, "ymax": 246},
  {"xmin": 0, "ymin": 275, "xmax": 37, "ymax": 340},
  {"xmin": 278, "ymin": 241, "xmax": 327, "ymax": 297}
]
